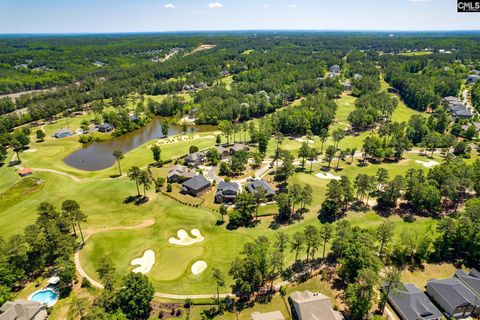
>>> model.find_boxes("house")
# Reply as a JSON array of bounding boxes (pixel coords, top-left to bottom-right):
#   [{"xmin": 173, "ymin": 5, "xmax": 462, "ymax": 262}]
[
  {"xmin": 129, "ymin": 114, "xmax": 139, "ymax": 121},
  {"xmin": 18, "ymin": 168, "xmax": 33, "ymax": 177},
  {"xmin": 167, "ymin": 165, "xmax": 196, "ymax": 183},
  {"xmin": 341, "ymin": 81, "xmax": 352, "ymax": 91},
  {"xmin": 426, "ymin": 277, "xmax": 480, "ymax": 318},
  {"xmin": 184, "ymin": 152, "xmax": 205, "ymax": 168},
  {"xmin": 443, "ymin": 96, "xmax": 461, "ymax": 107},
  {"xmin": 246, "ymin": 179, "xmax": 276, "ymax": 200},
  {"xmin": 353, "ymin": 73, "xmax": 363, "ymax": 80},
  {"xmin": 290, "ymin": 290, "xmax": 343, "ymax": 320},
  {"xmin": 467, "ymin": 74, "xmax": 480, "ymax": 84},
  {"xmin": 98, "ymin": 123, "xmax": 114, "ymax": 133},
  {"xmin": 183, "ymin": 84, "xmax": 195, "ymax": 91},
  {"xmin": 455, "ymin": 269, "xmax": 480, "ymax": 298},
  {"xmin": 216, "ymin": 146, "xmax": 230, "ymax": 159},
  {"xmin": 230, "ymin": 143, "xmax": 250, "ymax": 154},
  {"xmin": 0, "ymin": 299, "xmax": 47, "ymax": 320},
  {"xmin": 329, "ymin": 64, "xmax": 341, "ymax": 73},
  {"xmin": 215, "ymin": 181, "xmax": 241, "ymax": 203},
  {"xmin": 449, "ymin": 104, "xmax": 472, "ymax": 118},
  {"xmin": 54, "ymin": 128, "xmax": 72, "ymax": 139},
  {"xmin": 385, "ymin": 283, "xmax": 442, "ymax": 320},
  {"xmin": 181, "ymin": 175, "xmax": 211, "ymax": 196},
  {"xmin": 251, "ymin": 311, "xmax": 285, "ymax": 320}
]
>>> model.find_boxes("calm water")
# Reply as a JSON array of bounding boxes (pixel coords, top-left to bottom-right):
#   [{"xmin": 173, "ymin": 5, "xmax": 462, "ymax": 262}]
[
  {"xmin": 64, "ymin": 117, "xmax": 215, "ymax": 171},
  {"xmin": 30, "ymin": 289, "xmax": 58, "ymax": 305}
]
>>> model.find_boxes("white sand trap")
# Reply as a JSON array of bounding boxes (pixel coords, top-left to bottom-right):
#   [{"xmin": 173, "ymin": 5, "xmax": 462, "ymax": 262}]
[
  {"xmin": 131, "ymin": 250, "xmax": 155, "ymax": 274},
  {"xmin": 295, "ymin": 137, "xmax": 314, "ymax": 144},
  {"xmin": 315, "ymin": 172, "xmax": 341, "ymax": 180},
  {"xmin": 24, "ymin": 148, "xmax": 37, "ymax": 153},
  {"xmin": 415, "ymin": 160, "xmax": 439, "ymax": 168},
  {"xmin": 169, "ymin": 229, "xmax": 205, "ymax": 246},
  {"xmin": 191, "ymin": 261, "xmax": 207, "ymax": 275},
  {"xmin": 345, "ymin": 102, "xmax": 350, "ymax": 105}
]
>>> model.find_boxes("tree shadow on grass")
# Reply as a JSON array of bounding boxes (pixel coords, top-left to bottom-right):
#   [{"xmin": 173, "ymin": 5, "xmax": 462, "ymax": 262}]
[
  {"xmin": 110, "ymin": 174, "xmax": 121, "ymax": 178},
  {"xmin": 123, "ymin": 195, "xmax": 149, "ymax": 205}
]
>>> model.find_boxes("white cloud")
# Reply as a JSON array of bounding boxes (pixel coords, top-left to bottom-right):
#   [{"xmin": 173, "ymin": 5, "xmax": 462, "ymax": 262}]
[
  {"xmin": 408, "ymin": 0, "xmax": 431, "ymax": 2},
  {"xmin": 264, "ymin": 4, "xmax": 269, "ymax": 8},
  {"xmin": 208, "ymin": 2, "xmax": 223, "ymax": 8},
  {"xmin": 164, "ymin": 3, "xmax": 175, "ymax": 9},
  {"xmin": 287, "ymin": 4, "xmax": 297, "ymax": 8}
]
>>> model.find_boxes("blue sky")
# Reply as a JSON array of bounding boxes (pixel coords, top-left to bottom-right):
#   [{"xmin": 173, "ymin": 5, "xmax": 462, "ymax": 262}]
[{"xmin": 0, "ymin": 0, "xmax": 479, "ymax": 34}]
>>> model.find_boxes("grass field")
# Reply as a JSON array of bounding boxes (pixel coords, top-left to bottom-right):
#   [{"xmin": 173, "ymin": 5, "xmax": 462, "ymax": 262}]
[{"xmin": 0, "ymin": 86, "xmax": 450, "ymax": 297}]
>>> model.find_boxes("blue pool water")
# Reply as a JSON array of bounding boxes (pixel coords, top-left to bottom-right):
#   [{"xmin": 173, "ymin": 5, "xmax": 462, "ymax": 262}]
[{"xmin": 30, "ymin": 289, "xmax": 58, "ymax": 305}]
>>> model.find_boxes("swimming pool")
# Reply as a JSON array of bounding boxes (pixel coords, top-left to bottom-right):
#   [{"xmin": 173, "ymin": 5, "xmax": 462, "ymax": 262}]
[{"xmin": 28, "ymin": 288, "xmax": 59, "ymax": 307}]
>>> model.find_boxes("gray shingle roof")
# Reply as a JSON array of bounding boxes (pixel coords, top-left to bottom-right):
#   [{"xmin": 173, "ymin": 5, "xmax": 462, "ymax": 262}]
[
  {"xmin": 182, "ymin": 175, "xmax": 210, "ymax": 191},
  {"xmin": 386, "ymin": 283, "xmax": 442, "ymax": 320},
  {"xmin": 290, "ymin": 290, "xmax": 342, "ymax": 320},
  {"xmin": 0, "ymin": 300, "xmax": 47, "ymax": 320},
  {"xmin": 427, "ymin": 278, "xmax": 478, "ymax": 311},
  {"xmin": 246, "ymin": 179, "xmax": 275, "ymax": 197},
  {"xmin": 455, "ymin": 269, "xmax": 480, "ymax": 297}
]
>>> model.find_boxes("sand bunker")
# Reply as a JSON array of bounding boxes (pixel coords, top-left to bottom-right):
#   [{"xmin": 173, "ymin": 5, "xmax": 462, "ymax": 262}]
[
  {"xmin": 315, "ymin": 172, "xmax": 341, "ymax": 180},
  {"xmin": 191, "ymin": 261, "xmax": 207, "ymax": 275},
  {"xmin": 131, "ymin": 250, "xmax": 155, "ymax": 274},
  {"xmin": 169, "ymin": 229, "xmax": 205, "ymax": 246},
  {"xmin": 415, "ymin": 160, "xmax": 439, "ymax": 168}
]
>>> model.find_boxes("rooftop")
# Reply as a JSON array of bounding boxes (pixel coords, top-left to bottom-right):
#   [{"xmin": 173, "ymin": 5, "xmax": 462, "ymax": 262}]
[{"xmin": 386, "ymin": 283, "xmax": 442, "ymax": 320}]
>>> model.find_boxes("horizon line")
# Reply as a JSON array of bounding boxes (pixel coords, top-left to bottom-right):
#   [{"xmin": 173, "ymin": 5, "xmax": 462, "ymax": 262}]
[{"xmin": 2, "ymin": 28, "xmax": 480, "ymax": 36}]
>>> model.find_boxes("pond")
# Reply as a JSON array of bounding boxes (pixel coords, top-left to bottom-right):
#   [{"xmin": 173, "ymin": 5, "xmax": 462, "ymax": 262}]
[{"xmin": 63, "ymin": 117, "xmax": 216, "ymax": 171}]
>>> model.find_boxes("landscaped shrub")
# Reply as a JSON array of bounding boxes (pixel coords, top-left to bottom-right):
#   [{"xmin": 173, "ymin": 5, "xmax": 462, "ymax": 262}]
[{"xmin": 166, "ymin": 183, "xmax": 172, "ymax": 192}]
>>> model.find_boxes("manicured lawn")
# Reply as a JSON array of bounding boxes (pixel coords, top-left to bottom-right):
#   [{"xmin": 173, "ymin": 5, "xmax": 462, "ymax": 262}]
[{"xmin": 400, "ymin": 263, "xmax": 456, "ymax": 289}]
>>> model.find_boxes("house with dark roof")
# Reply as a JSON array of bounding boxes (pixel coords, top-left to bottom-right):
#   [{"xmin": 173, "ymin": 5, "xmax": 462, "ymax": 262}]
[
  {"xmin": 215, "ymin": 181, "xmax": 241, "ymax": 203},
  {"xmin": 455, "ymin": 269, "xmax": 480, "ymax": 298},
  {"xmin": 251, "ymin": 310, "xmax": 285, "ymax": 320},
  {"xmin": 181, "ymin": 175, "xmax": 211, "ymax": 196},
  {"xmin": 216, "ymin": 146, "xmax": 230, "ymax": 159},
  {"xmin": 427, "ymin": 277, "xmax": 480, "ymax": 318},
  {"xmin": 0, "ymin": 299, "xmax": 47, "ymax": 320},
  {"xmin": 467, "ymin": 74, "xmax": 480, "ymax": 84},
  {"xmin": 246, "ymin": 179, "xmax": 276, "ymax": 200},
  {"xmin": 290, "ymin": 290, "xmax": 343, "ymax": 320},
  {"xmin": 449, "ymin": 104, "xmax": 472, "ymax": 119},
  {"xmin": 329, "ymin": 64, "xmax": 341, "ymax": 73},
  {"xmin": 167, "ymin": 165, "xmax": 196, "ymax": 183},
  {"xmin": 54, "ymin": 128, "xmax": 72, "ymax": 139},
  {"xmin": 184, "ymin": 152, "xmax": 205, "ymax": 168},
  {"xmin": 98, "ymin": 123, "xmax": 114, "ymax": 133},
  {"xmin": 230, "ymin": 143, "xmax": 250, "ymax": 154},
  {"xmin": 385, "ymin": 283, "xmax": 442, "ymax": 320}
]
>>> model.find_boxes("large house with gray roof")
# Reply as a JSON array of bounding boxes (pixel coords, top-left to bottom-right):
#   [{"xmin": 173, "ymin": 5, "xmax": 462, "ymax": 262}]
[
  {"xmin": 215, "ymin": 181, "xmax": 240, "ymax": 203},
  {"xmin": 385, "ymin": 283, "xmax": 442, "ymax": 320},
  {"xmin": 426, "ymin": 277, "xmax": 480, "ymax": 318},
  {"xmin": 246, "ymin": 179, "xmax": 276, "ymax": 200},
  {"xmin": 290, "ymin": 290, "xmax": 342, "ymax": 320},
  {"xmin": 184, "ymin": 152, "xmax": 205, "ymax": 168},
  {"xmin": 0, "ymin": 300, "xmax": 47, "ymax": 320},
  {"xmin": 455, "ymin": 268, "xmax": 480, "ymax": 299},
  {"xmin": 167, "ymin": 165, "xmax": 196, "ymax": 183},
  {"xmin": 181, "ymin": 175, "xmax": 211, "ymax": 197}
]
